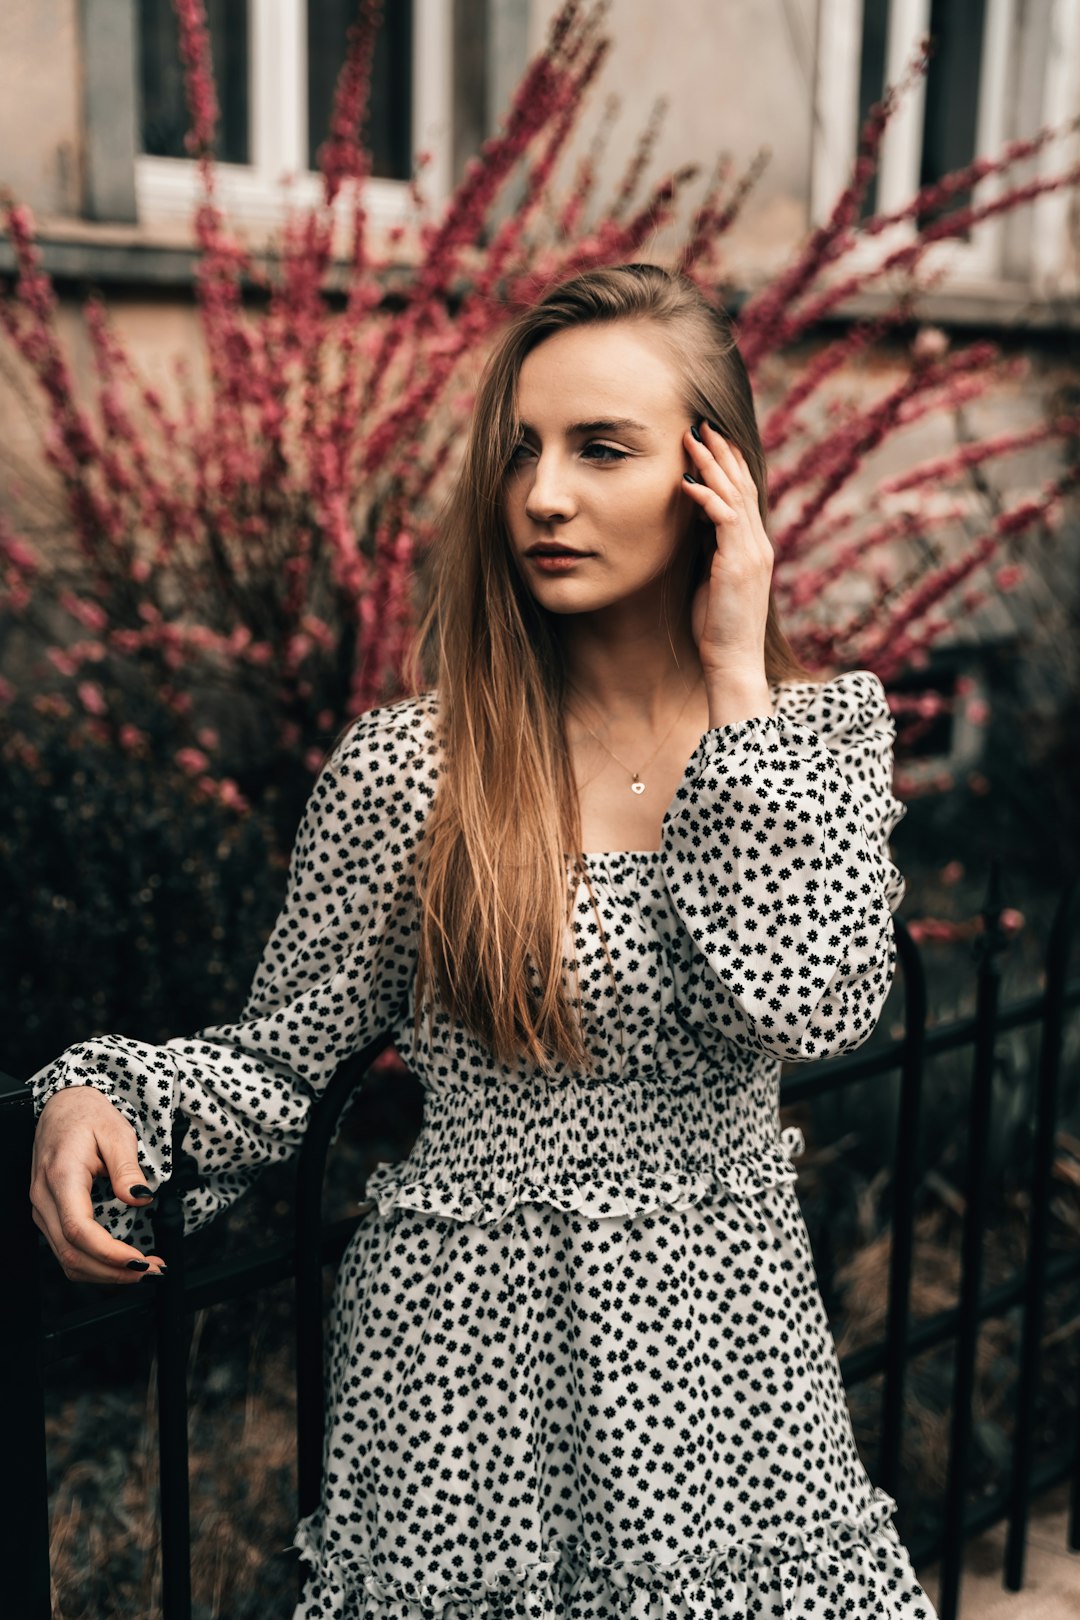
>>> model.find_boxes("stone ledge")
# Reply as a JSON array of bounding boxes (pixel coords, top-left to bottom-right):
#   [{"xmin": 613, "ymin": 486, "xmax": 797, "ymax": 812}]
[{"xmin": 2, "ymin": 224, "xmax": 1079, "ymax": 332}]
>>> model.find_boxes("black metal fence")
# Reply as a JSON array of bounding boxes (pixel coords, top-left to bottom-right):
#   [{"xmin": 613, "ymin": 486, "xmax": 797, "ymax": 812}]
[{"xmin": 4, "ymin": 865, "xmax": 1079, "ymax": 1620}]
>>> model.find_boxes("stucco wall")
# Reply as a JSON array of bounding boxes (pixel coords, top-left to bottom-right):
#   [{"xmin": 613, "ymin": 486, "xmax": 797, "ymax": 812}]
[
  {"xmin": 527, "ymin": 0, "xmax": 818, "ymax": 276},
  {"xmin": 0, "ymin": 0, "xmax": 82, "ymax": 219}
]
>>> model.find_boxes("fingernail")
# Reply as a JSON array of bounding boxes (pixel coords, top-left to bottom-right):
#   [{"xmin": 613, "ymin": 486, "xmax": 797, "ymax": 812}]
[
  {"xmin": 130, "ymin": 1185, "xmax": 155, "ymax": 1199},
  {"xmin": 125, "ymin": 1259, "xmax": 150, "ymax": 1271},
  {"xmin": 683, "ymin": 472, "xmax": 702, "ymax": 484},
  {"xmin": 689, "ymin": 423, "xmax": 704, "ymax": 443},
  {"xmin": 707, "ymin": 419, "xmax": 723, "ymax": 435}
]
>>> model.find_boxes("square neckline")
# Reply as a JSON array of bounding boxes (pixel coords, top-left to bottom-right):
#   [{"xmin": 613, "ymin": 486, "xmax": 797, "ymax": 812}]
[
  {"xmin": 569, "ymin": 682, "xmax": 784, "ymax": 862},
  {"xmin": 577, "ymin": 848, "xmax": 661, "ymax": 859}
]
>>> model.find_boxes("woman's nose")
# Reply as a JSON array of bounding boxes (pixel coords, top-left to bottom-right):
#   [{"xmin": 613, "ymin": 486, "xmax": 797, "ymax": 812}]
[{"xmin": 524, "ymin": 454, "xmax": 575, "ymax": 523}]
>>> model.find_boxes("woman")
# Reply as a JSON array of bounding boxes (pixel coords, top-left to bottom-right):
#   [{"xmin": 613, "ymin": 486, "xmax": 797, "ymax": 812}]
[{"xmin": 29, "ymin": 264, "xmax": 937, "ymax": 1617}]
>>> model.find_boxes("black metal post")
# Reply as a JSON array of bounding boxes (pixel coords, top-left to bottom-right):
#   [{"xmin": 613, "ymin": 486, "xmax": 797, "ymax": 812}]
[
  {"xmin": 878, "ymin": 917, "xmax": 927, "ymax": 1497},
  {"xmin": 937, "ymin": 860, "xmax": 1008, "ymax": 1620},
  {"xmin": 0, "ymin": 1078, "xmax": 52, "ymax": 1620},
  {"xmin": 150, "ymin": 1117, "xmax": 194, "ymax": 1620},
  {"xmin": 294, "ymin": 1032, "xmax": 393, "ymax": 1610},
  {"xmin": 1004, "ymin": 881, "xmax": 1078, "ymax": 1585}
]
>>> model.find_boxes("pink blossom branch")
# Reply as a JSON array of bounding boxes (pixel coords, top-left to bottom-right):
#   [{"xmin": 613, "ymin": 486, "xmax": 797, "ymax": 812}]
[
  {"xmin": 774, "ymin": 160, "xmax": 1080, "ymax": 344},
  {"xmin": 555, "ymin": 91, "xmax": 621, "ymax": 240},
  {"xmin": 318, "ymin": 0, "xmax": 381, "ymax": 211},
  {"xmin": 770, "ymin": 343, "xmax": 1001, "ymax": 553},
  {"xmin": 362, "ymin": 3, "xmax": 596, "ymax": 404},
  {"xmin": 878, "ymin": 415, "xmax": 1080, "ymax": 495},
  {"xmin": 863, "ymin": 466, "xmax": 1080, "ymax": 680},
  {"xmin": 173, "ymin": 0, "xmax": 219, "ymax": 161},
  {"xmin": 861, "ymin": 117, "xmax": 1078, "ymax": 238},
  {"xmin": 773, "ymin": 499, "xmax": 972, "ymax": 612},
  {"xmin": 677, "ymin": 148, "xmax": 771, "ymax": 279},
  {"xmin": 760, "ymin": 296, "xmax": 921, "ymax": 456},
  {"xmin": 737, "ymin": 37, "xmax": 932, "ymax": 368},
  {"xmin": 609, "ymin": 94, "xmax": 668, "ymax": 221}
]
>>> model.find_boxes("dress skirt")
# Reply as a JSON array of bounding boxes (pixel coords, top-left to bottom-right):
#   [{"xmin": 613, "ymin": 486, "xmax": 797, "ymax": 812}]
[{"xmin": 290, "ymin": 1174, "xmax": 938, "ymax": 1619}]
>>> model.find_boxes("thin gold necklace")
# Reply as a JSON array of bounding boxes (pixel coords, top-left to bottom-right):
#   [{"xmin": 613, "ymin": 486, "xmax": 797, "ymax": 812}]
[{"xmin": 566, "ymin": 673, "xmax": 704, "ymax": 794}]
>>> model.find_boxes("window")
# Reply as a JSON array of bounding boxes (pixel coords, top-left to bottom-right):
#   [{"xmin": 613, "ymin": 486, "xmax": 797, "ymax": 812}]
[
  {"xmin": 812, "ymin": 0, "xmax": 1080, "ymax": 290},
  {"xmin": 140, "ymin": 0, "xmax": 252, "ymax": 165},
  {"xmin": 134, "ymin": 0, "xmax": 453, "ymax": 232},
  {"xmin": 888, "ymin": 654, "xmax": 992, "ymax": 792},
  {"xmin": 306, "ymin": 0, "xmax": 413, "ymax": 180}
]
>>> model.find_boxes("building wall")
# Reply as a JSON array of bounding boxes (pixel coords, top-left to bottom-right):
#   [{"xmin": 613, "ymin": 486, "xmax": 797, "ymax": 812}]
[
  {"xmin": 2, "ymin": 2, "xmax": 1078, "ymax": 296},
  {"xmin": 1, "ymin": 0, "xmax": 1077, "ymax": 756},
  {"xmin": 527, "ymin": 0, "xmax": 819, "ymax": 277},
  {"xmin": 0, "ymin": 0, "xmax": 82, "ymax": 219}
]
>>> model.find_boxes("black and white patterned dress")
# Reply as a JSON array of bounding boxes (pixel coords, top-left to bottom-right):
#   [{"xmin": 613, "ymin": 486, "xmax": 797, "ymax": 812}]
[{"xmin": 29, "ymin": 668, "xmax": 940, "ymax": 1619}]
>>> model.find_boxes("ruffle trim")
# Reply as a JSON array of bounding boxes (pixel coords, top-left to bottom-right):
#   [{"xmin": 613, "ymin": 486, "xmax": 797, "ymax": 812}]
[
  {"xmin": 289, "ymin": 1488, "xmax": 932, "ymax": 1619},
  {"xmin": 359, "ymin": 1128, "xmax": 806, "ymax": 1226}
]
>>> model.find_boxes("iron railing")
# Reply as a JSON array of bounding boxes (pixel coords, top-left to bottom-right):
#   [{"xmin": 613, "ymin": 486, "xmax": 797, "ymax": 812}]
[{"xmin": 3, "ymin": 865, "xmax": 1078, "ymax": 1620}]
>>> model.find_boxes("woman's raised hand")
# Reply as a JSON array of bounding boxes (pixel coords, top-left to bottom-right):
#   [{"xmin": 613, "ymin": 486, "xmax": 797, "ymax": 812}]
[
  {"xmin": 30, "ymin": 1088, "xmax": 166, "ymax": 1283},
  {"xmin": 682, "ymin": 420, "xmax": 773, "ymax": 682}
]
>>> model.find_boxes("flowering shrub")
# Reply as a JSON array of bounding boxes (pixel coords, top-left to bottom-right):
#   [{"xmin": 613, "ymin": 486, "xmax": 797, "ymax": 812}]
[
  {"xmin": 1, "ymin": 0, "xmax": 1079, "ymax": 1039},
  {"xmin": 0, "ymin": 714, "xmax": 282, "ymax": 1073}
]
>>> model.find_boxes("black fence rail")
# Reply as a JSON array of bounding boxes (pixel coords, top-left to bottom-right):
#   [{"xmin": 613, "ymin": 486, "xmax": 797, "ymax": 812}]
[{"xmin": 3, "ymin": 864, "xmax": 1079, "ymax": 1620}]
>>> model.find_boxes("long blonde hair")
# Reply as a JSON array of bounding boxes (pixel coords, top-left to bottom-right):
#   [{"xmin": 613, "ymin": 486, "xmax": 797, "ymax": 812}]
[{"xmin": 402, "ymin": 263, "xmax": 816, "ymax": 1073}]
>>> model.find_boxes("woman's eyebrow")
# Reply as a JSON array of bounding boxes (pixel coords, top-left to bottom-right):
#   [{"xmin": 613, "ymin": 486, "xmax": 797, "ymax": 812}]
[{"xmin": 518, "ymin": 416, "xmax": 652, "ymax": 437}]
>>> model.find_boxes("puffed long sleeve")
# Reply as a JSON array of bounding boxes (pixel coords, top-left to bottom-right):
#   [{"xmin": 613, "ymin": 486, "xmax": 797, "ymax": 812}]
[
  {"xmin": 26, "ymin": 702, "xmax": 428, "ymax": 1241},
  {"xmin": 660, "ymin": 668, "xmax": 906, "ymax": 1063}
]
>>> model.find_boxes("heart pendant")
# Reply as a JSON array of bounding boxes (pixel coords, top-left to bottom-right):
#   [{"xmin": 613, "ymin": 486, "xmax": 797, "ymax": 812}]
[{"xmin": 631, "ymin": 780, "xmax": 645, "ymax": 794}]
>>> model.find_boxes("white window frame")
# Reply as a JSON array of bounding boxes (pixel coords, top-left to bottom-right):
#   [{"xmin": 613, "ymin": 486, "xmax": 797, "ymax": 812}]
[
  {"xmin": 811, "ymin": 0, "xmax": 1024, "ymax": 287},
  {"xmin": 1031, "ymin": 0, "xmax": 1080, "ymax": 297},
  {"xmin": 134, "ymin": 0, "xmax": 453, "ymax": 232}
]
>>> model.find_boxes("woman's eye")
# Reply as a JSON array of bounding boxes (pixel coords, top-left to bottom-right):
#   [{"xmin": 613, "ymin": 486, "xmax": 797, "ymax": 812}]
[{"xmin": 583, "ymin": 443, "xmax": 628, "ymax": 462}]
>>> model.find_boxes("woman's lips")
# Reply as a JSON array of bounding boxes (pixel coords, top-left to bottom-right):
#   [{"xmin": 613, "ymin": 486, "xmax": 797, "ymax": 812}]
[{"xmin": 527, "ymin": 552, "xmax": 592, "ymax": 572}]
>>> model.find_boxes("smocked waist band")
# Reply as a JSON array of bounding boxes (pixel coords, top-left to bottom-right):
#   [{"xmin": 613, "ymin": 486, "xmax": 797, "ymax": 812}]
[{"xmin": 360, "ymin": 1073, "xmax": 806, "ymax": 1226}]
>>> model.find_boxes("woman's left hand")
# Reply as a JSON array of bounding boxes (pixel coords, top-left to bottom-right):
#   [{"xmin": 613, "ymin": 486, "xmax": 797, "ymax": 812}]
[{"xmin": 683, "ymin": 420, "xmax": 773, "ymax": 681}]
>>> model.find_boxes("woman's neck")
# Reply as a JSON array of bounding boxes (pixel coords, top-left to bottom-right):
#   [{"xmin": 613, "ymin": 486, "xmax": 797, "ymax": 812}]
[{"xmin": 561, "ymin": 626, "xmax": 705, "ymax": 733}]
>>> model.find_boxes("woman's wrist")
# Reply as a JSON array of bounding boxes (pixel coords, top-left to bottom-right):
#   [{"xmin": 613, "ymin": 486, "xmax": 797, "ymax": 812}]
[{"xmin": 703, "ymin": 668, "xmax": 773, "ymax": 731}]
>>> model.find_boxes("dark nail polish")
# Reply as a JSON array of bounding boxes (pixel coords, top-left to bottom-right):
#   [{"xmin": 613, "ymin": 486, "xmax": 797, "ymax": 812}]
[
  {"xmin": 707, "ymin": 419, "xmax": 723, "ymax": 435},
  {"xmin": 682, "ymin": 472, "xmax": 701, "ymax": 485},
  {"xmin": 126, "ymin": 1259, "xmax": 150, "ymax": 1271},
  {"xmin": 689, "ymin": 423, "xmax": 704, "ymax": 443},
  {"xmin": 130, "ymin": 1185, "xmax": 155, "ymax": 1199}
]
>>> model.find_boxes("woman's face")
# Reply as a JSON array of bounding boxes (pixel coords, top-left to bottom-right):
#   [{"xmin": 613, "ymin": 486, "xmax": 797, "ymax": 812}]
[{"xmin": 503, "ymin": 320, "xmax": 704, "ymax": 614}]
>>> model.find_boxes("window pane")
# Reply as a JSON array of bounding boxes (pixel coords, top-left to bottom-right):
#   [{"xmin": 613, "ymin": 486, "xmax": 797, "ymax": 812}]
[
  {"xmin": 918, "ymin": 0, "xmax": 988, "ymax": 234},
  {"xmin": 307, "ymin": 1, "xmax": 413, "ymax": 180},
  {"xmin": 856, "ymin": 0, "xmax": 890, "ymax": 222},
  {"xmin": 139, "ymin": 0, "xmax": 250, "ymax": 165}
]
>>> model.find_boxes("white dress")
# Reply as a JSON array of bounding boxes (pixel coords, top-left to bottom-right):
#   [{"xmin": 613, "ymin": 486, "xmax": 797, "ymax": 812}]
[{"xmin": 29, "ymin": 668, "xmax": 940, "ymax": 1619}]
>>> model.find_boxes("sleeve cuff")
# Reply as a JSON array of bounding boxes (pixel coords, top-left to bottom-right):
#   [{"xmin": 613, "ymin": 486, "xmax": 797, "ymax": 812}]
[
  {"xmin": 28, "ymin": 1046, "xmax": 153, "ymax": 1172},
  {"xmin": 694, "ymin": 711, "xmax": 820, "ymax": 764}
]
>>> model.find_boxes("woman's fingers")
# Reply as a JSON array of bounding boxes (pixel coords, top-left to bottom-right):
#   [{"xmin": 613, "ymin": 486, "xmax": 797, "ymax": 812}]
[
  {"xmin": 701, "ymin": 421, "xmax": 756, "ymax": 492},
  {"xmin": 98, "ymin": 1130, "xmax": 157, "ymax": 1208},
  {"xmin": 682, "ymin": 472, "xmax": 737, "ymax": 528},
  {"xmin": 686, "ymin": 423, "xmax": 762, "ymax": 509},
  {"xmin": 683, "ymin": 424, "xmax": 772, "ymax": 562},
  {"xmin": 31, "ymin": 1088, "xmax": 167, "ymax": 1284},
  {"xmin": 33, "ymin": 1166, "xmax": 167, "ymax": 1282}
]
